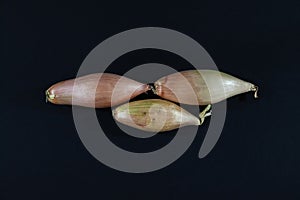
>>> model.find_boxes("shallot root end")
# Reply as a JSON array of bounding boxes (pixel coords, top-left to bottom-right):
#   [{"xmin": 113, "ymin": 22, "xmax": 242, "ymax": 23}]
[
  {"xmin": 150, "ymin": 84, "xmax": 158, "ymax": 95},
  {"xmin": 45, "ymin": 90, "xmax": 55, "ymax": 103}
]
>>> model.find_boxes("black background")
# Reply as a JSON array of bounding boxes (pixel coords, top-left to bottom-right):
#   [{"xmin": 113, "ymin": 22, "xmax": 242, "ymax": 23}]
[{"xmin": 1, "ymin": 0, "xmax": 300, "ymax": 199}]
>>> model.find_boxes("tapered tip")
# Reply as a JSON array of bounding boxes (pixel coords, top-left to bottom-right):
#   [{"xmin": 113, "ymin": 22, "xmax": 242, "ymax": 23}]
[
  {"xmin": 112, "ymin": 109, "xmax": 117, "ymax": 118},
  {"xmin": 250, "ymin": 85, "xmax": 259, "ymax": 99},
  {"xmin": 199, "ymin": 104, "xmax": 212, "ymax": 125},
  {"xmin": 45, "ymin": 89, "xmax": 56, "ymax": 103}
]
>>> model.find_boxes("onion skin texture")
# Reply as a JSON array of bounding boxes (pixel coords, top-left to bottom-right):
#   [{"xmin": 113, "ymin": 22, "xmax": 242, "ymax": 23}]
[
  {"xmin": 112, "ymin": 99, "xmax": 208, "ymax": 132},
  {"xmin": 46, "ymin": 73, "xmax": 150, "ymax": 108},
  {"xmin": 154, "ymin": 70, "xmax": 258, "ymax": 105}
]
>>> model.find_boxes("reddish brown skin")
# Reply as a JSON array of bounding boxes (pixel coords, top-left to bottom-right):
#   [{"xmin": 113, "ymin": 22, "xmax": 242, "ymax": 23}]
[
  {"xmin": 46, "ymin": 73, "xmax": 150, "ymax": 108},
  {"xmin": 154, "ymin": 72, "xmax": 202, "ymax": 105}
]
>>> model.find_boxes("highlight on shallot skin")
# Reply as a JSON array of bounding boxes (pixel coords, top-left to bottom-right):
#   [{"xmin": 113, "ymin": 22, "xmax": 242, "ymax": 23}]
[
  {"xmin": 45, "ymin": 73, "xmax": 151, "ymax": 108},
  {"xmin": 153, "ymin": 70, "xmax": 258, "ymax": 105}
]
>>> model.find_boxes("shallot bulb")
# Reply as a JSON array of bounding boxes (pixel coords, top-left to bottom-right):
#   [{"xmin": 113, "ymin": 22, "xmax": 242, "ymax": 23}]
[
  {"xmin": 154, "ymin": 70, "xmax": 258, "ymax": 105},
  {"xmin": 46, "ymin": 73, "xmax": 150, "ymax": 108},
  {"xmin": 112, "ymin": 99, "xmax": 212, "ymax": 132}
]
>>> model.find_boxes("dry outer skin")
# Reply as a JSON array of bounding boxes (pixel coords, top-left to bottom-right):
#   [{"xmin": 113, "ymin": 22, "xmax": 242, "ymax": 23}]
[
  {"xmin": 154, "ymin": 70, "xmax": 258, "ymax": 105},
  {"xmin": 112, "ymin": 99, "xmax": 207, "ymax": 132},
  {"xmin": 46, "ymin": 73, "xmax": 150, "ymax": 108}
]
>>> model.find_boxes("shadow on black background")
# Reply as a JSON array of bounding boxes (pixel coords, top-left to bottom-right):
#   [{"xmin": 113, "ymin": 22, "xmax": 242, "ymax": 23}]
[{"xmin": 1, "ymin": 0, "xmax": 299, "ymax": 199}]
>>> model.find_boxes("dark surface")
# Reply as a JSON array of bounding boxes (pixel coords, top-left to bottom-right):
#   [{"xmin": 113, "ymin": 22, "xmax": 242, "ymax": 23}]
[{"xmin": 1, "ymin": 0, "xmax": 300, "ymax": 199}]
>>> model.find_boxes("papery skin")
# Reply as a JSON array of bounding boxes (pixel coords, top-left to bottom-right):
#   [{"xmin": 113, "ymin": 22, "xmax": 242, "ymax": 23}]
[
  {"xmin": 112, "ymin": 99, "xmax": 201, "ymax": 132},
  {"xmin": 46, "ymin": 73, "xmax": 150, "ymax": 108},
  {"xmin": 154, "ymin": 70, "xmax": 257, "ymax": 105}
]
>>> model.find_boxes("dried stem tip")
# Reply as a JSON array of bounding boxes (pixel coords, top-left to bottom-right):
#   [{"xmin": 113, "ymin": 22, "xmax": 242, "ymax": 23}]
[
  {"xmin": 250, "ymin": 85, "xmax": 259, "ymax": 98},
  {"xmin": 199, "ymin": 104, "xmax": 212, "ymax": 125}
]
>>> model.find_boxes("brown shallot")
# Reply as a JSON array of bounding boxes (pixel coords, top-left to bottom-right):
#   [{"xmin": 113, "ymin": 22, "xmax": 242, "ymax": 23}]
[
  {"xmin": 154, "ymin": 70, "xmax": 258, "ymax": 105},
  {"xmin": 112, "ymin": 99, "xmax": 212, "ymax": 132},
  {"xmin": 46, "ymin": 73, "xmax": 150, "ymax": 108}
]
